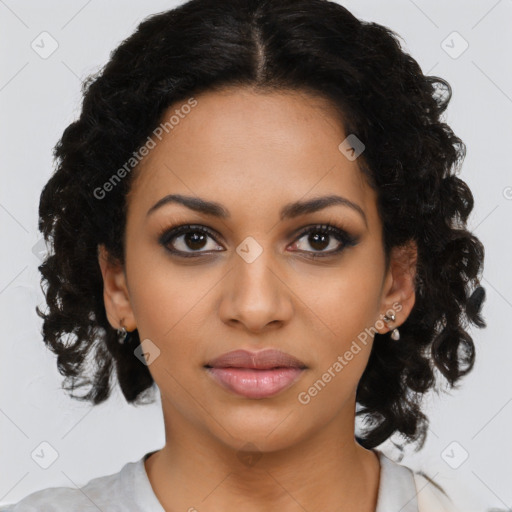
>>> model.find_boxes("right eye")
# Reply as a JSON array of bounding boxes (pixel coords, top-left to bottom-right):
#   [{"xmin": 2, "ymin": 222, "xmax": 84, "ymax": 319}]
[{"xmin": 158, "ymin": 224, "xmax": 225, "ymax": 258}]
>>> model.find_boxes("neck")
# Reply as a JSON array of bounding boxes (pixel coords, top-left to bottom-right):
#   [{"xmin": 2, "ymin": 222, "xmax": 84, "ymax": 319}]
[{"xmin": 145, "ymin": 400, "xmax": 381, "ymax": 512}]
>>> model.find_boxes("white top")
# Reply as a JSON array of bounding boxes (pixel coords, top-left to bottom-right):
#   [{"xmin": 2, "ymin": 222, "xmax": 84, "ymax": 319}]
[{"xmin": 0, "ymin": 449, "xmax": 456, "ymax": 511}]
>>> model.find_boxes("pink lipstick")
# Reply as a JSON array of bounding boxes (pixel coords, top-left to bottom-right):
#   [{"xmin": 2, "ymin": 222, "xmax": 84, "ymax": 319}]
[{"xmin": 204, "ymin": 349, "xmax": 307, "ymax": 399}]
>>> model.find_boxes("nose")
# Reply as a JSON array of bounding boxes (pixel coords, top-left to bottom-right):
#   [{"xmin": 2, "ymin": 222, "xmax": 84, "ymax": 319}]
[{"xmin": 218, "ymin": 244, "xmax": 293, "ymax": 334}]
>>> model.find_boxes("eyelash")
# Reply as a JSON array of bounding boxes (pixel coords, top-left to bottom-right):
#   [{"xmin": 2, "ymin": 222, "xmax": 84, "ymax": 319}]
[{"xmin": 158, "ymin": 223, "xmax": 359, "ymax": 259}]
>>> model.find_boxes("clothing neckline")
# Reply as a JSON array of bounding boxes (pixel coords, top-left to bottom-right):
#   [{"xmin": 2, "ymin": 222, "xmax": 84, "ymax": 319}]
[{"xmin": 131, "ymin": 448, "xmax": 418, "ymax": 512}]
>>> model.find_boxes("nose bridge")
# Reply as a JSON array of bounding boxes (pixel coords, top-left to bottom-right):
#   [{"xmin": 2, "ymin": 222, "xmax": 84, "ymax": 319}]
[
  {"xmin": 219, "ymin": 235, "xmax": 292, "ymax": 331},
  {"xmin": 236, "ymin": 242, "xmax": 276, "ymax": 297}
]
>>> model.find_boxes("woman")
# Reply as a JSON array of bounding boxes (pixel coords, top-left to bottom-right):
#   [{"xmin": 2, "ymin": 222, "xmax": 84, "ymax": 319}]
[{"xmin": 3, "ymin": 0, "xmax": 486, "ymax": 510}]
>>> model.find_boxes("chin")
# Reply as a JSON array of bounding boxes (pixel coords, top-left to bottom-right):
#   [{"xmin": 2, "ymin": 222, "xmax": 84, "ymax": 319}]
[{"xmin": 206, "ymin": 405, "xmax": 312, "ymax": 454}]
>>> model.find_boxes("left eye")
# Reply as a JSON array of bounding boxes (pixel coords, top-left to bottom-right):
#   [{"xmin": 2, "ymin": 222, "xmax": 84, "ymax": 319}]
[{"xmin": 290, "ymin": 225, "xmax": 355, "ymax": 256}]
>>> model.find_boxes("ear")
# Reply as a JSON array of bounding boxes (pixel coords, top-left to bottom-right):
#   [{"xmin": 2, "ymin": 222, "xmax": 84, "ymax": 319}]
[
  {"xmin": 376, "ymin": 240, "xmax": 417, "ymax": 335},
  {"xmin": 97, "ymin": 244, "xmax": 136, "ymax": 331}
]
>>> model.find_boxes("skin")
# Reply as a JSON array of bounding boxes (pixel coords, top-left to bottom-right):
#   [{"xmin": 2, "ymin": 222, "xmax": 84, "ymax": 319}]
[{"xmin": 98, "ymin": 86, "xmax": 417, "ymax": 512}]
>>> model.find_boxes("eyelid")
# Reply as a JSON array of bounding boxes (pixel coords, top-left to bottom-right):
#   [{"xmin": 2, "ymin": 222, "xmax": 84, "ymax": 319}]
[{"xmin": 291, "ymin": 223, "xmax": 355, "ymax": 242}]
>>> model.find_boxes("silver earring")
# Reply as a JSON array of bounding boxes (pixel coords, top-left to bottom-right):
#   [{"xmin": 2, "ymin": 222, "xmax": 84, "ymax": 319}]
[
  {"xmin": 383, "ymin": 312, "xmax": 400, "ymax": 340},
  {"xmin": 117, "ymin": 325, "xmax": 128, "ymax": 344}
]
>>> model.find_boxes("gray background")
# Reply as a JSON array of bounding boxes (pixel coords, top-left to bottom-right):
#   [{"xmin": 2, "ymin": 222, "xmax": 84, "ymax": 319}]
[{"xmin": 1, "ymin": 1, "xmax": 511, "ymax": 510}]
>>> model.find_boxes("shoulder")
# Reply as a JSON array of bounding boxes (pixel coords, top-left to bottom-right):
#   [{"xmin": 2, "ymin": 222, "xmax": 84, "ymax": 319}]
[
  {"xmin": 0, "ymin": 485, "xmax": 99, "ymax": 512},
  {"xmin": 413, "ymin": 472, "xmax": 459, "ymax": 512},
  {"xmin": 0, "ymin": 461, "xmax": 136, "ymax": 512},
  {"xmin": 375, "ymin": 450, "xmax": 459, "ymax": 512}
]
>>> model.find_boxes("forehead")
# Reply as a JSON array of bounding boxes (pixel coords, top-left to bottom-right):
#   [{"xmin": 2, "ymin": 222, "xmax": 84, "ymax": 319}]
[{"xmin": 126, "ymin": 87, "xmax": 377, "ymax": 226}]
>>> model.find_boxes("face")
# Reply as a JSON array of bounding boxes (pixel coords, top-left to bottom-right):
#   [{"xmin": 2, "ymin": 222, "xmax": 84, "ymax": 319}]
[{"xmin": 99, "ymin": 87, "xmax": 416, "ymax": 453}]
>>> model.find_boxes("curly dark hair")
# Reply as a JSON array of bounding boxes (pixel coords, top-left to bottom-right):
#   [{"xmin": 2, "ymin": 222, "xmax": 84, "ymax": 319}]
[{"xmin": 36, "ymin": 0, "xmax": 486, "ymax": 450}]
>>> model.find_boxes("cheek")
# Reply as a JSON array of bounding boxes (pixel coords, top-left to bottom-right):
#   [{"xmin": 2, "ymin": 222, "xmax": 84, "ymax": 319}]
[
  {"xmin": 295, "ymin": 279, "xmax": 378, "ymax": 416},
  {"xmin": 294, "ymin": 257, "xmax": 383, "ymax": 398},
  {"xmin": 304, "ymin": 267, "xmax": 383, "ymax": 348},
  {"xmin": 126, "ymin": 248, "xmax": 210, "ymax": 340}
]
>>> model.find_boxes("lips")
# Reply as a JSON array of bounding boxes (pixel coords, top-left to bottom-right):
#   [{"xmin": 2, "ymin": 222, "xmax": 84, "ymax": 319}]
[
  {"xmin": 204, "ymin": 349, "xmax": 307, "ymax": 399},
  {"xmin": 205, "ymin": 349, "xmax": 307, "ymax": 370}
]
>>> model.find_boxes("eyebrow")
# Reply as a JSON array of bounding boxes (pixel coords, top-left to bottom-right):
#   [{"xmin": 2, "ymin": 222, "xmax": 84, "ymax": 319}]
[{"xmin": 146, "ymin": 193, "xmax": 368, "ymax": 227}]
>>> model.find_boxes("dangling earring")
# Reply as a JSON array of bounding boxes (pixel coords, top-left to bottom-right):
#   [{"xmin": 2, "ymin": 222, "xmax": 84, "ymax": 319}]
[
  {"xmin": 383, "ymin": 311, "xmax": 400, "ymax": 341},
  {"xmin": 116, "ymin": 321, "xmax": 132, "ymax": 345}
]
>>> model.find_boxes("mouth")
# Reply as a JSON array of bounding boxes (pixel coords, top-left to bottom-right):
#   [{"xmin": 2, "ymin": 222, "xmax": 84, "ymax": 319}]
[{"xmin": 204, "ymin": 349, "xmax": 307, "ymax": 399}]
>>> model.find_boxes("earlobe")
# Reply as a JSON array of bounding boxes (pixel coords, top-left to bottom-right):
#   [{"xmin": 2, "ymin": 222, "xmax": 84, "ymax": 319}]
[
  {"xmin": 97, "ymin": 244, "xmax": 136, "ymax": 331},
  {"xmin": 378, "ymin": 240, "xmax": 418, "ymax": 335}
]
